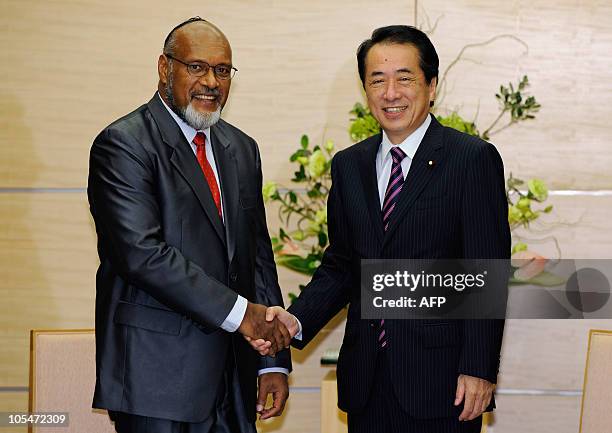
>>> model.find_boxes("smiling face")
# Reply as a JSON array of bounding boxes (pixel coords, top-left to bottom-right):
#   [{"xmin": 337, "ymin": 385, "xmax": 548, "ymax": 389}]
[
  {"xmin": 364, "ymin": 42, "xmax": 436, "ymax": 144},
  {"xmin": 158, "ymin": 22, "xmax": 232, "ymax": 129}
]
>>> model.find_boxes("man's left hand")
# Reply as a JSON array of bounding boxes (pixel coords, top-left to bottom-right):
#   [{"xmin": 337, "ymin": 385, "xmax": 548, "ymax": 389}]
[
  {"xmin": 454, "ymin": 374, "xmax": 495, "ymax": 421},
  {"xmin": 257, "ymin": 373, "xmax": 289, "ymax": 420}
]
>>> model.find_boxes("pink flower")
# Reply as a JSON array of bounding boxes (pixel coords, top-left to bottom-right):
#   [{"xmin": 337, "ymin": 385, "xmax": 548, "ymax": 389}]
[
  {"xmin": 277, "ymin": 239, "xmax": 300, "ymax": 256},
  {"xmin": 511, "ymin": 250, "xmax": 547, "ymax": 281}
]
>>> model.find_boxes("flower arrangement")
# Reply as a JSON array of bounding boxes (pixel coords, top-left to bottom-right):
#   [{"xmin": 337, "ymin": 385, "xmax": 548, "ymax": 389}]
[{"xmin": 263, "ymin": 136, "xmax": 333, "ymax": 298}]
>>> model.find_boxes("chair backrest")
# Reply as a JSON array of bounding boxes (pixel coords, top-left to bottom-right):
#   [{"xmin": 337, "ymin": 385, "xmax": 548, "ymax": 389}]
[
  {"xmin": 579, "ymin": 329, "xmax": 612, "ymax": 433},
  {"xmin": 29, "ymin": 329, "xmax": 115, "ymax": 433}
]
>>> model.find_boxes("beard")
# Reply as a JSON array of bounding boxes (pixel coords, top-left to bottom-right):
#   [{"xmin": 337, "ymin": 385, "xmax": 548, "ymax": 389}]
[
  {"xmin": 165, "ymin": 71, "xmax": 222, "ymax": 130},
  {"xmin": 182, "ymin": 102, "xmax": 221, "ymax": 130}
]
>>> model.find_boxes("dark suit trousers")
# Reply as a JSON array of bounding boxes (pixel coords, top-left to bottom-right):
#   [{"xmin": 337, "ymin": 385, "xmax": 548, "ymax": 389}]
[
  {"xmin": 110, "ymin": 349, "xmax": 255, "ymax": 433},
  {"xmin": 347, "ymin": 350, "xmax": 482, "ymax": 433}
]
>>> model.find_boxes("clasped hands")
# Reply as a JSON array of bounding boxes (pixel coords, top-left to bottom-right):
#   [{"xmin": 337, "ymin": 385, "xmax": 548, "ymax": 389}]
[{"xmin": 238, "ymin": 304, "xmax": 299, "ymax": 356}]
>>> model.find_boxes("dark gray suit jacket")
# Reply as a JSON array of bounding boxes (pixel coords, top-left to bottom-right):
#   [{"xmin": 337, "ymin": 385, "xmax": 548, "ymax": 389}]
[
  {"xmin": 289, "ymin": 115, "xmax": 509, "ymax": 419},
  {"xmin": 88, "ymin": 94, "xmax": 290, "ymax": 423}
]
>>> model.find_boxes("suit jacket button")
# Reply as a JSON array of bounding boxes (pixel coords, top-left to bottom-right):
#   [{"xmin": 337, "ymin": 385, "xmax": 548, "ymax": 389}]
[{"xmin": 230, "ymin": 273, "xmax": 237, "ymax": 282}]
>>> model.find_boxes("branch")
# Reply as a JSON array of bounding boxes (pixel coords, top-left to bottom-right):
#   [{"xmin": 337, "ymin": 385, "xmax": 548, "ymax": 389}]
[
  {"xmin": 417, "ymin": 4, "xmax": 444, "ymax": 35},
  {"xmin": 276, "ymin": 194, "xmax": 313, "ymax": 222},
  {"xmin": 484, "ymin": 119, "xmax": 517, "ymax": 139},
  {"xmin": 481, "ymin": 108, "xmax": 509, "ymax": 140},
  {"xmin": 437, "ymin": 34, "xmax": 529, "ymax": 108}
]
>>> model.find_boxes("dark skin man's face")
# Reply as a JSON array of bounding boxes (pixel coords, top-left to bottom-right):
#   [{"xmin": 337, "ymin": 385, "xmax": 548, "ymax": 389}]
[{"xmin": 158, "ymin": 23, "xmax": 232, "ymax": 116}]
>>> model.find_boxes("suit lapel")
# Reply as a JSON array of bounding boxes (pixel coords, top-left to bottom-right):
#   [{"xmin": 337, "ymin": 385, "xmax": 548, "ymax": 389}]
[
  {"xmin": 210, "ymin": 123, "xmax": 239, "ymax": 263},
  {"xmin": 147, "ymin": 95, "xmax": 226, "ymax": 246},
  {"xmin": 383, "ymin": 115, "xmax": 446, "ymax": 243},
  {"xmin": 357, "ymin": 134, "xmax": 385, "ymax": 244}
]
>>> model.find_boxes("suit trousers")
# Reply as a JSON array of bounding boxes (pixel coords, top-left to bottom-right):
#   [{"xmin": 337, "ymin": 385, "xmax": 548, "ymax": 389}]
[
  {"xmin": 110, "ymin": 348, "xmax": 255, "ymax": 433},
  {"xmin": 347, "ymin": 349, "xmax": 482, "ymax": 433}
]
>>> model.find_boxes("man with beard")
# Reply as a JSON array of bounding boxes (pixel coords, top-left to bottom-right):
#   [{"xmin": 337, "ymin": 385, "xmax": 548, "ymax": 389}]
[{"xmin": 88, "ymin": 17, "xmax": 291, "ymax": 433}]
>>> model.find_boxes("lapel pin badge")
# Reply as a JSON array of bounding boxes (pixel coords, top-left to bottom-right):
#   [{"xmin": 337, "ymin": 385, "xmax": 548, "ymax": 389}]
[{"xmin": 428, "ymin": 160, "xmax": 435, "ymax": 167}]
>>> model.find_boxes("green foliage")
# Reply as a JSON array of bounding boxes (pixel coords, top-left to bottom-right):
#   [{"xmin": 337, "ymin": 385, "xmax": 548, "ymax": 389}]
[
  {"xmin": 263, "ymin": 136, "xmax": 333, "ymax": 288},
  {"xmin": 436, "ymin": 112, "xmax": 479, "ymax": 136},
  {"xmin": 348, "ymin": 103, "xmax": 381, "ymax": 142},
  {"xmin": 482, "ymin": 75, "xmax": 540, "ymax": 140},
  {"xmin": 507, "ymin": 174, "xmax": 552, "ymax": 229},
  {"xmin": 511, "ymin": 242, "xmax": 528, "ymax": 255},
  {"xmin": 497, "ymin": 75, "xmax": 541, "ymax": 122}
]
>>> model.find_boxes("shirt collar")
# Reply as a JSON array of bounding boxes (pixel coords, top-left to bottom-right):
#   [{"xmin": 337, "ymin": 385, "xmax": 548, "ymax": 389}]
[
  {"xmin": 157, "ymin": 92, "xmax": 211, "ymax": 145},
  {"xmin": 380, "ymin": 113, "xmax": 431, "ymax": 162}
]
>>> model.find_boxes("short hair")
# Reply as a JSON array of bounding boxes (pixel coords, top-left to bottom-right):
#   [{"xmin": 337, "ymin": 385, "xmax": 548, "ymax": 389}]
[
  {"xmin": 163, "ymin": 16, "xmax": 207, "ymax": 56},
  {"xmin": 356, "ymin": 25, "xmax": 439, "ymax": 87}
]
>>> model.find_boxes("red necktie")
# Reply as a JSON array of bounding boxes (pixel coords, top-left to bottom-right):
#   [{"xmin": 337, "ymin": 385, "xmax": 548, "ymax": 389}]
[{"xmin": 193, "ymin": 132, "xmax": 222, "ymax": 218}]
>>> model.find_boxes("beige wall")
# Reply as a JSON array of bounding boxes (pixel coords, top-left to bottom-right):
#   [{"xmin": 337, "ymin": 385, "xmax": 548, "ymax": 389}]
[{"xmin": 1, "ymin": 1, "xmax": 612, "ymax": 432}]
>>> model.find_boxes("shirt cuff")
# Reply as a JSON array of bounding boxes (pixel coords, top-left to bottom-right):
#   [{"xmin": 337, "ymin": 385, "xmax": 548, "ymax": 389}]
[
  {"xmin": 258, "ymin": 368, "xmax": 289, "ymax": 376},
  {"xmin": 220, "ymin": 295, "xmax": 248, "ymax": 332},
  {"xmin": 294, "ymin": 316, "xmax": 303, "ymax": 340}
]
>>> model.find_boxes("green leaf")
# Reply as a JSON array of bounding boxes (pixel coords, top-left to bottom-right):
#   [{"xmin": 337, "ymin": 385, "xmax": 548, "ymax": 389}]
[
  {"xmin": 349, "ymin": 104, "xmax": 381, "ymax": 142},
  {"xmin": 318, "ymin": 232, "xmax": 328, "ymax": 247},
  {"xmin": 509, "ymin": 271, "xmax": 566, "ymax": 286},
  {"xmin": 293, "ymin": 165, "xmax": 306, "ymax": 182},
  {"xmin": 307, "ymin": 189, "xmax": 322, "ymax": 198},
  {"xmin": 511, "ymin": 242, "xmax": 528, "ymax": 254},
  {"xmin": 290, "ymin": 149, "xmax": 309, "ymax": 162},
  {"xmin": 436, "ymin": 112, "xmax": 479, "ymax": 136},
  {"xmin": 301, "ymin": 134, "xmax": 309, "ymax": 149},
  {"xmin": 275, "ymin": 254, "xmax": 316, "ymax": 275}
]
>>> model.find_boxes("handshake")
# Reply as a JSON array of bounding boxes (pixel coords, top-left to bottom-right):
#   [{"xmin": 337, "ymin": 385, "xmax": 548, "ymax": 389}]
[{"xmin": 237, "ymin": 303, "xmax": 300, "ymax": 356}]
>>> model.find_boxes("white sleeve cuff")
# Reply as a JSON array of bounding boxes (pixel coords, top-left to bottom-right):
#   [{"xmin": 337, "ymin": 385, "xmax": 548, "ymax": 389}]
[
  {"xmin": 294, "ymin": 316, "xmax": 303, "ymax": 340},
  {"xmin": 220, "ymin": 295, "xmax": 248, "ymax": 332},
  {"xmin": 258, "ymin": 367, "xmax": 289, "ymax": 376}
]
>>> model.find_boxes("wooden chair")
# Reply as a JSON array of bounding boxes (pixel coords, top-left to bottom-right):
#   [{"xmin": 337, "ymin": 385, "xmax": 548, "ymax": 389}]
[
  {"xmin": 579, "ymin": 329, "xmax": 612, "ymax": 433},
  {"xmin": 29, "ymin": 329, "xmax": 115, "ymax": 433}
]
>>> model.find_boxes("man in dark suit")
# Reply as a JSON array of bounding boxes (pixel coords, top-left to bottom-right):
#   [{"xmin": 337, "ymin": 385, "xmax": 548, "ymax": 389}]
[
  {"xmin": 88, "ymin": 17, "xmax": 291, "ymax": 433},
  {"xmin": 249, "ymin": 26, "xmax": 510, "ymax": 433}
]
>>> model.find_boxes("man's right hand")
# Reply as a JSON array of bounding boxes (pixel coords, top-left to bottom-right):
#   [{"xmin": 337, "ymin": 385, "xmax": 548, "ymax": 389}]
[
  {"xmin": 238, "ymin": 303, "xmax": 291, "ymax": 356},
  {"xmin": 244, "ymin": 306, "xmax": 300, "ymax": 356}
]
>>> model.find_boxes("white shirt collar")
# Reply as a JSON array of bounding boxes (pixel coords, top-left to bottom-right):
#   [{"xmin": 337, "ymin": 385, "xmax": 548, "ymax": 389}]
[
  {"xmin": 157, "ymin": 92, "xmax": 211, "ymax": 145},
  {"xmin": 379, "ymin": 114, "xmax": 431, "ymax": 161}
]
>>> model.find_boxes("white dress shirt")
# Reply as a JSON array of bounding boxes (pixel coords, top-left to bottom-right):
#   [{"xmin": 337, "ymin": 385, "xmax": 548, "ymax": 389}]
[
  {"xmin": 376, "ymin": 114, "xmax": 431, "ymax": 207},
  {"xmin": 159, "ymin": 93, "xmax": 287, "ymax": 375}
]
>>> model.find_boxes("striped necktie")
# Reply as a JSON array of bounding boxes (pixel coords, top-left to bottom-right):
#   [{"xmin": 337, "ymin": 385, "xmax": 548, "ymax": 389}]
[{"xmin": 379, "ymin": 146, "xmax": 407, "ymax": 348}]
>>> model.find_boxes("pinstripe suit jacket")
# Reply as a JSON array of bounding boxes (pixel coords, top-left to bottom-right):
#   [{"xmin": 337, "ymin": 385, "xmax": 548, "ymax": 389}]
[{"xmin": 288, "ymin": 114, "xmax": 510, "ymax": 419}]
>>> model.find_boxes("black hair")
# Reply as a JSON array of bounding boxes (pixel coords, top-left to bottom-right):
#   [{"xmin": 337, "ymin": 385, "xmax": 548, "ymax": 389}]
[
  {"xmin": 163, "ymin": 16, "xmax": 207, "ymax": 55},
  {"xmin": 357, "ymin": 25, "xmax": 439, "ymax": 88}
]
